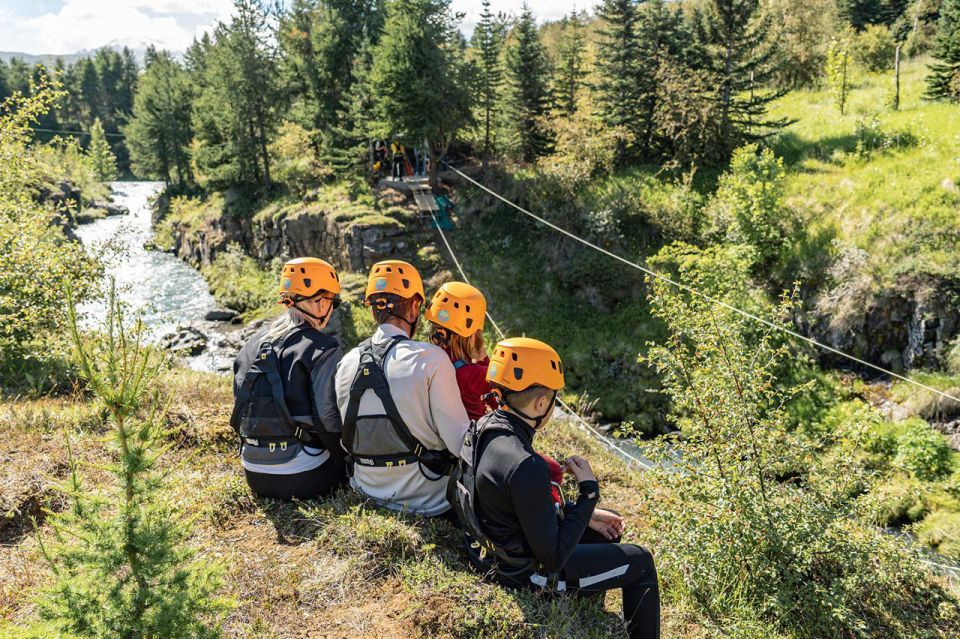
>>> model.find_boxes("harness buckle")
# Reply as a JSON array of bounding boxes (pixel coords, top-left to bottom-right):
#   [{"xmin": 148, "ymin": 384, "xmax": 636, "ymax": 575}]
[
  {"xmin": 386, "ymin": 461, "xmax": 394, "ymax": 467},
  {"xmin": 269, "ymin": 443, "xmax": 276, "ymax": 452},
  {"xmin": 280, "ymin": 441, "xmax": 287, "ymax": 451},
  {"xmin": 398, "ymin": 459, "xmax": 407, "ymax": 466}
]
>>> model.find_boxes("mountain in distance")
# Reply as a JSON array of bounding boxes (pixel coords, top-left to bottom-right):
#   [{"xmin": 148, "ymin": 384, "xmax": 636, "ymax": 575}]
[{"xmin": 0, "ymin": 41, "xmax": 166, "ymax": 67}]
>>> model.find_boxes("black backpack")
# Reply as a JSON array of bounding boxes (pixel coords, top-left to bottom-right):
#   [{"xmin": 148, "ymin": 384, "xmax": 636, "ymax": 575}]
[
  {"xmin": 449, "ymin": 417, "xmax": 536, "ymax": 576},
  {"xmin": 341, "ymin": 335, "xmax": 455, "ymax": 479},
  {"xmin": 230, "ymin": 335, "xmax": 322, "ymax": 464}
]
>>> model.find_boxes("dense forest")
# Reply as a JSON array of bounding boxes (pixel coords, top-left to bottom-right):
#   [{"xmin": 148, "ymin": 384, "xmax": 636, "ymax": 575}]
[{"xmin": 4, "ymin": 0, "xmax": 960, "ymax": 637}]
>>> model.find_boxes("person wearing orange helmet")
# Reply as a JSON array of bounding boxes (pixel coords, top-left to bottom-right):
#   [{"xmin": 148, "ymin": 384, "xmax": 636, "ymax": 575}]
[
  {"xmin": 230, "ymin": 257, "xmax": 346, "ymax": 500},
  {"xmin": 450, "ymin": 337, "xmax": 661, "ymax": 639},
  {"xmin": 425, "ymin": 283, "xmax": 567, "ymax": 508},
  {"xmin": 334, "ymin": 260, "xmax": 469, "ymax": 517}
]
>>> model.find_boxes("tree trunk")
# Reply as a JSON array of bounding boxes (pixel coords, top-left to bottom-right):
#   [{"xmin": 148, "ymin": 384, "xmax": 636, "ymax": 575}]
[
  {"xmin": 893, "ymin": 45, "xmax": 901, "ymax": 111},
  {"xmin": 428, "ymin": 140, "xmax": 444, "ymax": 190}
]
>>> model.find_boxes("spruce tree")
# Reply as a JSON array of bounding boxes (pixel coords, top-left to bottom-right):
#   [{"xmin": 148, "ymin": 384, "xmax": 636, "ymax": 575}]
[
  {"xmin": 501, "ymin": 3, "xmax": 551, "ymax": 163},
  {"xmin": 694, "ymin": 0, "xmax": 789, "ymax": 158},
  {"xmin": 635, "ymin": 0, "xmax": 690, "ymax": 159},
  {"xmin": 926, "ymin": 0, "xmax": 960, "ymax": 101},
  {"xmin": 191, "ymin": 0, "xmax": 282, "ymax": 190},
  {"xmin": 367, "ymin": 0, "xmax": 472, "ymax": 187},
  {"xmin": 552, "ymin": 10, "xmax": 587, "ymax": 117},
  {"xmin": 125, "ymin": 49, "xmax": 194, "ymax": 186},
  {"xmin": 594, "ymin": 0, "xmax": 643, "ymax": 164},
  {"xmin": 471, "ymin": 0, "xmax": 506, "ymax": 166},
  {"xmin": 36, "ymin": 283, "xmax": 229, "ymax": 638},
  {"xmin": 88, "ymin": 117, "xmax": 117, "ymax": 181}
]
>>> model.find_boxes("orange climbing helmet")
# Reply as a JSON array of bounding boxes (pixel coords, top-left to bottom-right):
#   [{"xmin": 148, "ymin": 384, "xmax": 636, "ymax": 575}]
[
  {"xmin": 279, "ymin": 257, "xmax": 341, "ymax": 302},
  {"xmin": 364, "ymin": 260, "xmax": 425, "ymax": 302},
  {"xmin": 486, "ymin": 337, "xmax": 565, "ymax": 393},
  {"xmin": 424, "ymin": 282, "xmax": 486, "ymax": 337}
]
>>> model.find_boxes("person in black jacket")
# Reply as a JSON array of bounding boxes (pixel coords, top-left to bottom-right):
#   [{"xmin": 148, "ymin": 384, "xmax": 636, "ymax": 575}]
[
  {"xmin": 232, "ymin": 257, "xmax": 346, "ymax": 500},
  {"xmin": 453, "ymin": 337, "xmax": 660, "ymax": 639}
]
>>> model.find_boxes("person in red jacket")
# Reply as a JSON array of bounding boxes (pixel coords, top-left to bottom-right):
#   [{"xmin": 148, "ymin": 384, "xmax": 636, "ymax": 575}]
[{"xmin": 424, "ymin": 282, "xmax": 566, "ymax": 508}]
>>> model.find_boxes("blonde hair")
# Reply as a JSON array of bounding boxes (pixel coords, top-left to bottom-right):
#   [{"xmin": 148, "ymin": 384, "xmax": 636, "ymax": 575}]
[
  {"xmin": 436, "ymin": 325, "xmax": 486, "ymax": 363},
  {"xmin": 261, "ymin": 307, "xmax": 309, "ymax": 343}
]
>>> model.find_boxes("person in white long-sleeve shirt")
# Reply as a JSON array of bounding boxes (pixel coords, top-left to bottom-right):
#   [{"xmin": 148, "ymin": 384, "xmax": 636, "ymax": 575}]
[{"xmin": 335, "ymin": 259, "xmax": 470, "ymax": 517}]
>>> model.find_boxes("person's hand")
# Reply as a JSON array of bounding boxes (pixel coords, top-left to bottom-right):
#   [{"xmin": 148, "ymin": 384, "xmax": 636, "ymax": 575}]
[
  {"xmin": 589, "ymin": 508, "xmax": 625, "ymax": 541},
  {"xmin": 563, "ymin": 455, "xmax": 596, "ymax": 483}
]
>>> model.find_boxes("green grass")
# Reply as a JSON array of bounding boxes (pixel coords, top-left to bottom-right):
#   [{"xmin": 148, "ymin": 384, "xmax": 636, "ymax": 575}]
[{"xmin": 769, "ymin": 56, "xmax": 960, "ymax": 289}]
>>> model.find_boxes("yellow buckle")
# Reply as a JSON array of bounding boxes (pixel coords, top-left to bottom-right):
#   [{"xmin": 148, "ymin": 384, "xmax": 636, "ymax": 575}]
[
  {"xmin": 398, "ymin": 459, "xmax": 407, "ymax": 466},
  {"xmin": 386, "ymin": 461, "xmax": 394, "ymax": 467},
  {"xmin": 269, "ymin": 443, "xmax": 276, "ymax": 452},
  {"xmin": 280, "ymin": 441, "xmax": 287, "ymax": 451}
]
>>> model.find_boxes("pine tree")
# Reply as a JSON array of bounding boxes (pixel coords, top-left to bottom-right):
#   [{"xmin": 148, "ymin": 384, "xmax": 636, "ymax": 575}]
[
  {"xmin": 36, "ymin": 283, "xmax": 229, "ymax": 638},
  {"xmin": 694, "ymin": 0, "xmax": 789, "ymax": 158},
  {"xmin": 501, "ymin": 3, "xmax": 551, "ymax": 163},
  {"xmin": 926, "ymin": 0, "xmax": 960, "ymax": 101},
  {"xmin": 471, "ymin": 0, "xmax": 506, "ymax": 166},
  {"xmin": 367, "ymin": 0, "xmax": 472, "ymax": 188},
  {"xmin": 125, "ymin": 49, "xmax": 194, "ymax": 186},
  {"xmin": 191, "ymin": 0, "xmax": 283, "ymax": 190},
  {"xmin": 594, "ymin": 0, "xmax": 643, "ymax": 164},
  {"xmin": 552, "ymin": 10, "xmax": 587, "ymax": 117},
  {"xmin": 635, "ymin": 0, "xmax": 691, "ymax": 159},
  {"xmin": 88, "ymin": 117, "xmax": 118, "ymax": 181}
]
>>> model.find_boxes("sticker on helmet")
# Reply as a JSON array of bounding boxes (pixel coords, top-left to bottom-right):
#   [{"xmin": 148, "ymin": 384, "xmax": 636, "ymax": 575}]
[
  {"xmin": 438, "ymin": 309, "xmax": 450, "ymax": 323},
  {"xmin": 488, "ymin": 364, "xmax": 497, "ymax": 377},
  {"xmin": 282, "ymin": 278, "xmax": 292, "ymax": 290},
  {"xmin": 375, "ymin": 277, "xmax": 388, "ymax": 291}
]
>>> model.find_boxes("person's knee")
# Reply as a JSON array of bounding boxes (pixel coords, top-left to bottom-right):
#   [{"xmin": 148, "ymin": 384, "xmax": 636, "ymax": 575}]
[{"xmin": 625, "ymin": 544, "xmax": 657, "ymax": 578}]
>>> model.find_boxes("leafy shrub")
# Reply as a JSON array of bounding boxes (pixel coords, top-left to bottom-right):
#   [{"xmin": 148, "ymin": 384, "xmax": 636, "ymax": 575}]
[
  {"xmin": 201, "ymin": 244, "xmax": 278, "ymax": 318},
  {"xmin": 853, "ymin": 25, "xmax": 896, "ymax": 73},
  {"xmin": 708, "ymin": 144, "xmax": 792, "ymax": 264},
  {"xmin": 894, "ymin": 418, "xmax": 955, "ymax": 481},
  {"xmin": 0, "ymin": 77, "xmax": 99, "ymax": 380},
  {"xmin": 268, "ymin": 122, "xmax": 332, "ymax": 196},
  {"xmin": 642, "ymin": 277, "xmax": 960, "ymax": 638},
  {"xmin": 538, "ymin": 89, "xmax": 623, "ymax": 185},
  {"xmin": 853, "ymin": 116, "xmax": 919, "ymax": 159},
  {"xmin": 914, "ymin": 510, "xmax": 960, "ymax": 560}
]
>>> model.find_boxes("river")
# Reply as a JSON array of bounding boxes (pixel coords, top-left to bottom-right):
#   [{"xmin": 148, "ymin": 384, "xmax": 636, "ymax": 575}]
[{"xmin": 74, "ymin": 181, "xmax": 219, "ymax": 352}]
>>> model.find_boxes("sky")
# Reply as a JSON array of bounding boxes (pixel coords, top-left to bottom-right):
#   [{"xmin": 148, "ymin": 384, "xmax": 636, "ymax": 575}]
[{"xmin": 0, "ymin": 0, "xmax": 587, "ymax": 56}]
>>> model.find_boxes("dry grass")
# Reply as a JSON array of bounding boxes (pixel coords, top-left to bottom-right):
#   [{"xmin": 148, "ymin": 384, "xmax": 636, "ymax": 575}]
[{"xmin": 0, "ymin": 367, "xmax": 701, "ymax": 638}]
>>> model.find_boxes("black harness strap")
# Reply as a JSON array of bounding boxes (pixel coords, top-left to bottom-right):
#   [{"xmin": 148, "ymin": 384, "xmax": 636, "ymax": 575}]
[
  {"xmin": 230, "ymin": 327, "xmax": 323, "ymax": 450},
  {"xmin": 454, "ymin": 418, "xmax": 536, "ymax": 576},
  {"xmin": 342, "ymin": 335, "xmax": 454, "ymax": 477}
]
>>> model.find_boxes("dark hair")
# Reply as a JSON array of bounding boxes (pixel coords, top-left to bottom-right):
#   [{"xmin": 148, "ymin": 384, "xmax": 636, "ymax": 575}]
[
  {"xmin": 370, "ymin": 294, "xmax": 419, "ymax": 325},
  {"xmin": 496, "ymin": 383, "xmax": 554, "ymax": 410}
]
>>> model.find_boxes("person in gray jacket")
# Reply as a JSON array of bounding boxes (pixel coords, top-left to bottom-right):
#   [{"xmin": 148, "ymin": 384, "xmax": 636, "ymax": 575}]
[
  {"xmin": 231, "ymin": 257, "xmax": 346, "ymax": 500},
  {"xmin": 335, "ymin": 259, "xmax": 469, "ymax": 517}
]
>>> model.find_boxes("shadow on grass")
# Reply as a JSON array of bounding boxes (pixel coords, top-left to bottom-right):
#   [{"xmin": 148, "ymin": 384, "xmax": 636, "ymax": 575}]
[{"xmin": 274, "ymin": 486, "xmax": 628, "ymax": 638}]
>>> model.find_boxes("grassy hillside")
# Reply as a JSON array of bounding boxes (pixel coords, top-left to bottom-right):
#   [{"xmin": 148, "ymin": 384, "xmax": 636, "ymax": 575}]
[
  {"xmin": 0, "ymin": 369, "xmax": 706, "ymax": 639},
  {"xmin": 770, "ymin": 56, "xmax": 960, "ymax": 289}
]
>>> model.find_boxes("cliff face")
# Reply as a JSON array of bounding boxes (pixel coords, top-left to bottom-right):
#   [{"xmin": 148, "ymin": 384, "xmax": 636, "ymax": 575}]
[{"xmin": 154, "ymin": 186, "xmax": 424, "ymax": 274}]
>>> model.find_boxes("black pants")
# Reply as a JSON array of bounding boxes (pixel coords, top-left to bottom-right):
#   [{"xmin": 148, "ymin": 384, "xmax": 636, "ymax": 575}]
[
  {"xmin": 244, "ymin": 461, "xmax": 344, "ymax": 501},
  {"xmin": 474, "ymin": 525, "xmax": 660, "ymax": 639},
  {"xmin": 562, "ymin": 536, "xmax": 660, "ymax": 639}
]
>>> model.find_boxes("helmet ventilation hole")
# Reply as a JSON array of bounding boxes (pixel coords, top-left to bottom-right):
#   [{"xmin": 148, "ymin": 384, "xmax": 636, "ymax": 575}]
[
  {"xmin": 511, "ymin": 353, "xmax": 518, "ymax": 361},
  {"xmin": 454, "ymin": 302, "xmax": 460, "ymax": 308},
  {"xmin": 466, "ymin": 305, "xmax": 471, "ymax": 312},
  {"xmin": 513, "ymin": 367, "xmax": 523, "ymax": 380},
  {"xmin": 465, "ymin": 318, "xmax": 473, "ymax": 328},
  {"xmin": 550, "ymin": 360, "xmax": 557, "ymax": 370},
  {"xmin": 402, "ymin": 279, "xmax": 410, "ymax": 288},
  {"xmin": 300, "ymin": 268, "xmax": 305, "ymax": 273},
  {"xmin": 386, "ymin": 267, "xmax": 393, "ymax": 272},
  {"xmin": 398, "ymin": 267, "xmax": 404, "ymax": 274}
]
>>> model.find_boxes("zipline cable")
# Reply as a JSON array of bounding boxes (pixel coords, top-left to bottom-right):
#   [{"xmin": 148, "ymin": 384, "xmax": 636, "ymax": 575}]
[
  {"xmin": 428, "ymin": 186, "xmax": 960, "ymax": 576},
  {"xmin": 428, "ymin": 208, "xmax": 655, "ymax": 471},
  {"xmin": 29, "ymin": 126, "xmax": 126, "ymax": 138},
  {"xmin": 442, "ymin": 162, "xmax": 960, "ymax": 405}
]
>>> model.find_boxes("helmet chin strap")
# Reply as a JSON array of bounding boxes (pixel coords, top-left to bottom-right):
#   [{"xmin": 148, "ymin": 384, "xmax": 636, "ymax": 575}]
[
  {"xmin": 503, "ymin": 390, "xmax": 557, "ymax": 429},
  {"xmin": 289, "ymin": 292, "xmax": 339, "ymax": 325}
]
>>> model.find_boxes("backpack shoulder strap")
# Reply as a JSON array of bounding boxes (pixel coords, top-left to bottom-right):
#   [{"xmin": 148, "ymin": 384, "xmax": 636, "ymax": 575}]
[
  {"xmin": 230, "ymin": 339, "xmax": 296, "ymax": 433},
  {"xmin": 452, "ymin": 359, "xmax": 468, "ymax": 370},
  {"xmin": 343, "ymin": 335, "xmax": 425, "ymax": 456}
]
